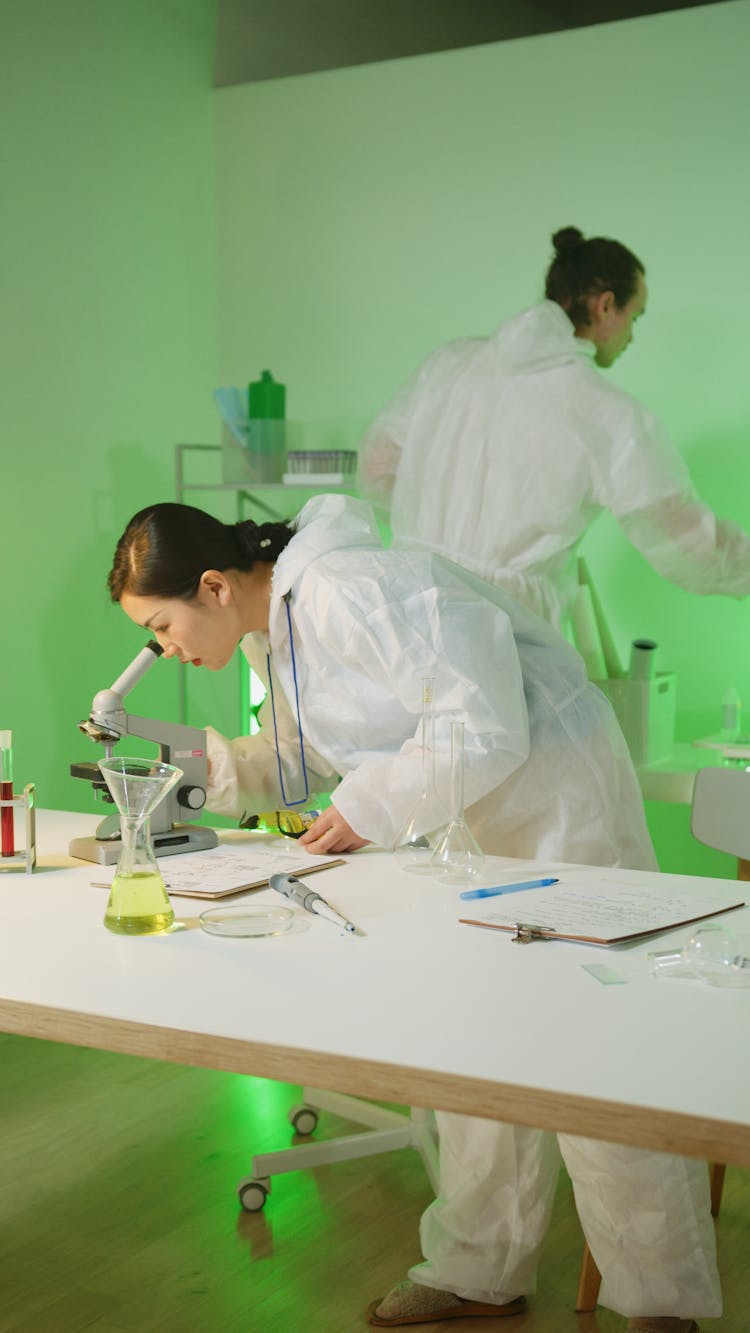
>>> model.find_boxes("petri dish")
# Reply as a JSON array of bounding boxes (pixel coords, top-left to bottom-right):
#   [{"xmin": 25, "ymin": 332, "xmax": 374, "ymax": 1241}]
[{"xmin": 200, "ymin": 905, "xmax": 294, "ymax": 938}]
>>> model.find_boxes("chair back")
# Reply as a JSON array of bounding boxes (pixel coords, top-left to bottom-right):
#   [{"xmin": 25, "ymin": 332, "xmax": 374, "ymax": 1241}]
[{"xmin": 691, "ymin": 766, "xmax": 750, "ymax": 858}]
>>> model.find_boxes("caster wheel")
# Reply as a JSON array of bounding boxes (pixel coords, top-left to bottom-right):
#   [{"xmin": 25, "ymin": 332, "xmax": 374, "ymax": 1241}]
[
  {"xmin": 237, "ymin": 1176, "xmax": 270, "ymax": 1212},
  {"xmin": 288, "ymin": 1103, "xmax": 319, "ymax": 1135}
]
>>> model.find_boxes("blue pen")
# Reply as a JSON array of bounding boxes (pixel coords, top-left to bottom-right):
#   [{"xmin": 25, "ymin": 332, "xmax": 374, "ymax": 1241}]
[{"xmin": 459, "ymin": 876, "xmax": 559, "ymax": 901}]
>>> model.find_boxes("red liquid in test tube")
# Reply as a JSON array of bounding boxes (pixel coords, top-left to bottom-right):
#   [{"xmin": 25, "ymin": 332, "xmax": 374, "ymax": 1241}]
[{"xmin": 1, "ymin": 730, "xmax": 14, "ymax": 857}]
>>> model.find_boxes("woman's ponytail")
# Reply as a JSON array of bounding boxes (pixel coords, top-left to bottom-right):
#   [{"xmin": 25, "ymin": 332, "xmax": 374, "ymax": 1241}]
[{"xmin": 234, "ymin": 518, "xmax": 296, "ymax": 564}]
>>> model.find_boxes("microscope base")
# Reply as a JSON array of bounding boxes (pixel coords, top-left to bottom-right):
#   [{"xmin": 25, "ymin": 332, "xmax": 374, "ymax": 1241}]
[{"xmin": 69, "ymin": 824, "xmax": 219, "ymax": 865}]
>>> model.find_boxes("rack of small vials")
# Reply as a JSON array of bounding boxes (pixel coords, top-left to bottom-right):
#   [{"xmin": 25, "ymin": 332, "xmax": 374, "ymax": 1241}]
[
  {"xmin": 0, "ymin": 732, "xmax": 36, "ymax": 874},
  {"xmin": 282, "ymin": 449, "xmax": 357, "ymax": 486}
]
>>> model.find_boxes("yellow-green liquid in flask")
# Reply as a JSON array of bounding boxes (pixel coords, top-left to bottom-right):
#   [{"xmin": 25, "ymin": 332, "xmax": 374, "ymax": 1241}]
[{"xmin": 104, "ymin": 871, "xmax": 175, "ymax": 935}]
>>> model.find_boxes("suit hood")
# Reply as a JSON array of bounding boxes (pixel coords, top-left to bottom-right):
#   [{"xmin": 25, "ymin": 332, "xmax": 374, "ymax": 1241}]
[
  {"xmin": 272, "ymin": 493, "xmax": 382, "ymax": 599},
  {"xmin": 490, "ymin": 300, "xmax": 597, "ymax": 375}
]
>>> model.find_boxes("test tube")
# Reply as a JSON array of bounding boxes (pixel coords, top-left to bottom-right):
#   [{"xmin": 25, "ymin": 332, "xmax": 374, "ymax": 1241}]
[{"xmin": 0, "ymin": 730, "xmax": 14, "ymax": 857}]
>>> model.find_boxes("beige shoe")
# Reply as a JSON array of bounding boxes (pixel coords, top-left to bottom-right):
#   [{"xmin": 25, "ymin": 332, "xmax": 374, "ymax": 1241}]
[
  {"xmin": 367, "ymin": 1278, "xmax": 526, "ymax": 1326},
  {"xmin": 627, "ymin": 1320, "xmax": 698, "ymax": 1332}
]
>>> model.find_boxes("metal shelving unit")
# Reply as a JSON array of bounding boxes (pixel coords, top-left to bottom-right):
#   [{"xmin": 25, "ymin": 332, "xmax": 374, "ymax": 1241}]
[{"xmin": 175, "ymin": 443, "xmax": 293, "ymax": 519}]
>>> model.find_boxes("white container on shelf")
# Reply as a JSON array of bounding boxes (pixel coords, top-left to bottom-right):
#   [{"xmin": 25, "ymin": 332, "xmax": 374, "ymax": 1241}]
[{"xmin": 595, "ymin": 672, "xmax": 677, "ymax": 766}]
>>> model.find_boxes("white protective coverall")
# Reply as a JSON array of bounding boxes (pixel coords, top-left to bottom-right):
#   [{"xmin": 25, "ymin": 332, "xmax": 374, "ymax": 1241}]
[
  {"xmin": 358, "ymin": 300, "xmax": 750, "ymax": 631},
  {"xmin": 207, "ymin": 494, "xmax": 720, "ymax": 1319}
]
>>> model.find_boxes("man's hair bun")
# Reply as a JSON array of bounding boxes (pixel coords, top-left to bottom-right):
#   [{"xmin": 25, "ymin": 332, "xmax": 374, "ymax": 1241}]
[{"xmin": 552, "ymin": 226, "xmax": 584, "ymax": 255}]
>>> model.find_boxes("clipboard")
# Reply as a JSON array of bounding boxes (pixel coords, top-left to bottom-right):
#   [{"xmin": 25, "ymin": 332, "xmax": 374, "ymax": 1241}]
[
  {"xmin": 168, "ymin": 856, "xmax": 346, "ymax": 900},
  {"xmin": 459, "ymin": 878, "xmax": 747, "ymax": 947},
  {"xmin": 93, "ymin": 855, "xmax": 346, "ymax": 901}
]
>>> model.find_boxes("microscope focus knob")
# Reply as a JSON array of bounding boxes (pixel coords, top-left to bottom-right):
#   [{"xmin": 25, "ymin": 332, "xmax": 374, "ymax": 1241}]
[{"xmin": 177, "ymin": 785, "xmax": 206, "ymax": 811}]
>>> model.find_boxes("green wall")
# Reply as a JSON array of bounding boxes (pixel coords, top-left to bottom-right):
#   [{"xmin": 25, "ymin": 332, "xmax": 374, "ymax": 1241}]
[
  {"xmin": 1, "ymin": 0, "xmax": 218, "ymax": 814},
  {"xmin": 213, "ymin": 1, "xmax": 750, "ymax": 874}
]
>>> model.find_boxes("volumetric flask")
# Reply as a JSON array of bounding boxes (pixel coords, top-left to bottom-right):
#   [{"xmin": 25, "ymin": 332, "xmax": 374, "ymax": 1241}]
[
  {"xmin": 394, "ymin": 677, "xmax": 449, "ymax": 874},
  {"xmin": 430, "ymin": 720, "xmax": 485, "ymax": 885},
  {"xmin": 98, "ymin": 757, "xmax": 182, "ymax": 935}
]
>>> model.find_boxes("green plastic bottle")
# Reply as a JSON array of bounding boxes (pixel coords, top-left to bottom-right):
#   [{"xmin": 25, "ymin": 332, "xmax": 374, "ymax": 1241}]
[
  {"xmin": 248, "ymin": 370, "xmax": 285, "ymax": 420},
  {"xmin": 246, "ymin": 371, "xmax": 286, "ymax": 482}
]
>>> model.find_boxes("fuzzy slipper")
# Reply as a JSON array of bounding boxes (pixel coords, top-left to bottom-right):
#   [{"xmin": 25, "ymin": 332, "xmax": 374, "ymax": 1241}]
[{"xmin": 367, "ymin": 1280, "xmax": 526, "ymax": 1326}]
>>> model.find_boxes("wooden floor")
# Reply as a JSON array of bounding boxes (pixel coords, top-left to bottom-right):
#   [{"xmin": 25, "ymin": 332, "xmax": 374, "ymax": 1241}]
[{"xmin": 0, "ymin": 1033, "xmax": 747, "ymax": 1332}]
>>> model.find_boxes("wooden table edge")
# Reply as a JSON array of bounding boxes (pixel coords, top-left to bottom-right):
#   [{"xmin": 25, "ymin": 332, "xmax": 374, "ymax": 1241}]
[{"xmin": 2, "ymin": 997, "xmax": 747, "ymax": 1168}]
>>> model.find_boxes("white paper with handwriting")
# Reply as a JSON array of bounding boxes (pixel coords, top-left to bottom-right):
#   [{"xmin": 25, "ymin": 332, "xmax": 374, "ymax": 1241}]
[
  {"xmin": 97, "ymin": 841, "xmax": 344, "ymax": 900},
  {"xmin": 460, "ymin": 880, "xmax": 746, "ymax": 945}
]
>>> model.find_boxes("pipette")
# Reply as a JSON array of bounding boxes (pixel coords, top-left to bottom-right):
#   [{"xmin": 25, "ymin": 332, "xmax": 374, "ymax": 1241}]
[{"xmin": 269, "ymin": 873, "xmax": 362, "ymax": 935}]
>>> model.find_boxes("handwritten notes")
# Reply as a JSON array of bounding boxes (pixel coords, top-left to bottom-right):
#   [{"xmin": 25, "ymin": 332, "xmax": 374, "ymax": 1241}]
[
  {"xmin": 96, "ymin": 841, "xmax": 344, "ymax": 901},
  {"xmin": 461, "ymin": 880, "xmax": 746, "ymax": 945}
]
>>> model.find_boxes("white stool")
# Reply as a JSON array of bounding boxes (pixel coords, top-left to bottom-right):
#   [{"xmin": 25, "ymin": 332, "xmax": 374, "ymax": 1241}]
[{"xmin": 238, "ymin": 1090, "xmax": 439, "ymax": 1212}]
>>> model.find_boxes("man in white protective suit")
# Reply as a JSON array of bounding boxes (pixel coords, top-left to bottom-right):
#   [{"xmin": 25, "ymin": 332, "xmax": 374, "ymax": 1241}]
[
  {"xmin": 358, "ymin": 225, "xmax": 750, "ymax": 635},
  {"xmin": 109, "ymin": 493, "xmax": 718, "ymax": 1332}
]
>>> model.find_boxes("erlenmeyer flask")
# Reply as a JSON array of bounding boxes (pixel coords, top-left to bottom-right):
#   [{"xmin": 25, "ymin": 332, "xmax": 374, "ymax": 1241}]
[
  {"xmin": 98, "ymin": 757, "xmax": 183, "ymax": 935},
  {"xmin": 430, "ymin": 721, "xmax": 485, "ymax": 884},
  {"xmin": 394, "ymin": 677, "xmax": 449, "ymax": 874}
]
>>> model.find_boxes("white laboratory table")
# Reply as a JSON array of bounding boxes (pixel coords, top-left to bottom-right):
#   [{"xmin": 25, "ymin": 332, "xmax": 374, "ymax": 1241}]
[{"xmin": 1, "ymin": 809, "xmax": 749, "ymax": 1169}]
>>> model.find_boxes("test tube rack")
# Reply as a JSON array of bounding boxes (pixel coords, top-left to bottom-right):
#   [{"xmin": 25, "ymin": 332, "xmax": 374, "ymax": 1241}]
[{"xmin": 0, "ymin": 783, "xmax": 37, "ymax": 874}]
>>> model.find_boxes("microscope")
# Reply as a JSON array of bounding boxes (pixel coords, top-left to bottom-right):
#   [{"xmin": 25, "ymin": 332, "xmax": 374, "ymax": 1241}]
[{"xmin": 70, "ymin": 640, "xmax": 219, "ymax": 864}]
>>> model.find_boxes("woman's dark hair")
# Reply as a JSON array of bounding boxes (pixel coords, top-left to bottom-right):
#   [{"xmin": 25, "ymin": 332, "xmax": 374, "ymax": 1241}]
[
  {"xmin": 108, "ymin": 501, "xmax": 295, "ymax": 602},
  {"xmin": 544, "ymin": 226, "xmax": 645, "ymax": 329}
]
